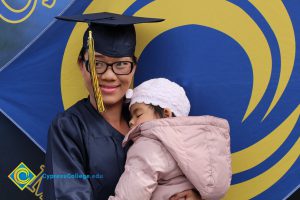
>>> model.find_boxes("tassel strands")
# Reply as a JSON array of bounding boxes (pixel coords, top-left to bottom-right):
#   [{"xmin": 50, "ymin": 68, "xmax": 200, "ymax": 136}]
[{"xmin": 88, "ymin": 30, "xmax": 105, "ymax": 112}]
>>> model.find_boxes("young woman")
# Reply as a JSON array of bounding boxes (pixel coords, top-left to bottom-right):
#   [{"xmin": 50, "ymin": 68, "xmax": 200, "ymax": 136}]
[{"xmin": 44, "ymin": 13, "xmax": 202, "ymax": 200}]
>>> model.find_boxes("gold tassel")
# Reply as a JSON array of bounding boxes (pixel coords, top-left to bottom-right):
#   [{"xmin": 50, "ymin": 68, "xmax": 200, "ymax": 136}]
[{"xmin": 88, "ymin": 30, "xmax": 105, "ymax": 112}]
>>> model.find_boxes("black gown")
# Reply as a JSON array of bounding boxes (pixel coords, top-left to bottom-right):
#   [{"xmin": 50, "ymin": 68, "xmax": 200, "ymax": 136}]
[{"xmin": 44, "ymin": 98, "xmax": 130, "ymax": 200}]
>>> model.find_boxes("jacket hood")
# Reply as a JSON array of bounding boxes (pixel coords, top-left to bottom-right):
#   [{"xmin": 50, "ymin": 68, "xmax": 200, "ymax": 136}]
[{"xmin": 123, "ymin": 115, "xmax": 231, "ymax": 200}]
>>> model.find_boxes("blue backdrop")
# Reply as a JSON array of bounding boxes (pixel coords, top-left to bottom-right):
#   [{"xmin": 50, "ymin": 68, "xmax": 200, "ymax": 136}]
[{"xmin": 0, "ymin": 0, "xmax": 299, "ymax": 199}]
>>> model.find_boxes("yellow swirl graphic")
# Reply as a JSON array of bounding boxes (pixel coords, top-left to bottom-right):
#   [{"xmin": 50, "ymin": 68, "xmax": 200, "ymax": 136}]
[
  {"xmin": 248, "ymin": 0, "xmax": 296, "ymax": 120},
  {"xmin": 224, "ymin": 136, "xmax": 300, "ymax": 199},
  {"xmin": 0, "ymin": 0, "xmax": 37, "ymax": 24},
  {"xmin": 132, "ymin": 4, "xmax": 298, "ymax": 196},
  {"xmin": 2, "ymin": 0, "xmax": 32, "ymax": 13},
  {"xmin": 42, "ymin": 0, "xmax": 56, "ymax": 9},
  {"xmin": 132, "ymin": 0, "xmax": 272, "ymax": 122},
  {"xmin": 232, "ymin": 105, "xmax": 299, "ymax": 173}
]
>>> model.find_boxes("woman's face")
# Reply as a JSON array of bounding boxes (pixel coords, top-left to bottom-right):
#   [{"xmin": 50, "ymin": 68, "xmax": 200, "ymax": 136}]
[{"xmin": 80, "ymin": 52, "xmax": 136, "ymax": 106}]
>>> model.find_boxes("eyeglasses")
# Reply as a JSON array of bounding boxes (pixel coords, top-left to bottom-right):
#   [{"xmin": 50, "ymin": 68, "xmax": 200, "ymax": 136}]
[{"xmin": 85, "ymin": 60, "xmax": 134, "ymax": 75}]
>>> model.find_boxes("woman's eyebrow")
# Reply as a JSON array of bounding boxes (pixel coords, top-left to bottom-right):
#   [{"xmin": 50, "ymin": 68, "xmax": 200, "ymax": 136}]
[{"xmin": 95, "ymin": 54, "xmax": 105, "ymax": 59}]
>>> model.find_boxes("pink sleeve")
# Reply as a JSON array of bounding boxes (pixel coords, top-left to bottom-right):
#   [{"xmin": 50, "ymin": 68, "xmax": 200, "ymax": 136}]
[{"xmin": 108, "ymin": 138, "xmax": 169, "ymax": 200}]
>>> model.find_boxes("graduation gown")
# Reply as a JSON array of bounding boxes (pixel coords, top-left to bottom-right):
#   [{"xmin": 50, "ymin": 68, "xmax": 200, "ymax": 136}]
[{"xmin": 44, "ymin": 98, "xmax": 129, "ymax": 200}]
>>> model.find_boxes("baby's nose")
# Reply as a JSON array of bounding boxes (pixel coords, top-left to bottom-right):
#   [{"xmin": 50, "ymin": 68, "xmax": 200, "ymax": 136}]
[{"xmin": 129, "ymin": 119, "xmax": 134, "ymax": 128}]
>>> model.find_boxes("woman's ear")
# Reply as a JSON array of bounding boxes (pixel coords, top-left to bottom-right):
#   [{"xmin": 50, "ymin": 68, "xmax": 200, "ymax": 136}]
[
  {"xmin": 79, "ymin": 62, "xmax": 86, "ymax": 76},
  {"xmin": 163, "ymin": 108, "xmax": 173, "ymax": 118},
  {"xmin": 79, "ymin": 60, "xmax": 84, "ymax": 70}
]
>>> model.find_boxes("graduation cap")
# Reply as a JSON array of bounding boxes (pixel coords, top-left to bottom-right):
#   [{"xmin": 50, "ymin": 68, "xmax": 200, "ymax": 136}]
[
  {"xmin": 56, "ymin": 12, "xmax": 164, "ymax": 57},
  {"xmin": 56, "ymin": 12, "xmax": 164, "ymax": 112}
]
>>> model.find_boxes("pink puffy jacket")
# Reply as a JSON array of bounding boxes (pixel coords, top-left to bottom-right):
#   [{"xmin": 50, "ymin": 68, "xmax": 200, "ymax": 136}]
[{"xmin": 109, "ymin": 116, "xmax": 231, "ymax": 200}]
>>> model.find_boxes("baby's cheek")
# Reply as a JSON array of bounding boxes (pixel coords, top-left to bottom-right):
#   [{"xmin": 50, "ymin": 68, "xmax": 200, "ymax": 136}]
[
  {"xmin": 135, "ymin": 119, "xmax": 143, "ymax": 126},
  {"xmin": 136, "ymin": 117, "xmax": 149, "ymax": 126}
]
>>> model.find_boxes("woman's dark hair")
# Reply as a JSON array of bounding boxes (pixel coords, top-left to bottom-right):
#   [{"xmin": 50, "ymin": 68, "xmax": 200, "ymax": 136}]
[
  {"xmin": 150, "ymin": 105, "xmax": 176, "ymax": 118},
  {"xmin": 122, "ymin": 101, "xmax": 132, "ymax": 123},
  {"xmin": 78, "ymin": 46, "xmax": 86, "ymax": 63},
  {"xmin": 77, "ymin": 46, "xmax": 137, "ymax": 64}
]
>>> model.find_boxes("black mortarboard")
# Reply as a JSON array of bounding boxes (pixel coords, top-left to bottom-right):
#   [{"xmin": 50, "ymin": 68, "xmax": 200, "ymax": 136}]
[{"xmin": 56, "ymin": 12, "xmax": 164, "ymax": 57}]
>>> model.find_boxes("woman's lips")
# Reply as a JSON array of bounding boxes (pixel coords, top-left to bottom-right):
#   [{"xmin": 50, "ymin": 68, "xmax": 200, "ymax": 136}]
[{"xmin": 100, "ymin": 85, "xmax": 119, "ymax": 94}]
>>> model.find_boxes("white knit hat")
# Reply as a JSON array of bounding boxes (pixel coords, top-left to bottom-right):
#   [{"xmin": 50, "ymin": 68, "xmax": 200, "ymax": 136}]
[{"xmin": 126, "ymin": 78, "xmax": 190, "ymax": 116}]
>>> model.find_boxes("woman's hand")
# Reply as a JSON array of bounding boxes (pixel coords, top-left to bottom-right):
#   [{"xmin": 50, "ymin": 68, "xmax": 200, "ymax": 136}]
[{"xmin": 169, "ymin": 189, "xmax": 202, "ymax": 200}]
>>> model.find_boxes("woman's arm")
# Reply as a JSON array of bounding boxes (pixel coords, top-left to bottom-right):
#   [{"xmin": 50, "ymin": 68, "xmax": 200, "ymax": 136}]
[{"xmin": 170, "ymin": 189, "xmax": 202, "ymax": 200}]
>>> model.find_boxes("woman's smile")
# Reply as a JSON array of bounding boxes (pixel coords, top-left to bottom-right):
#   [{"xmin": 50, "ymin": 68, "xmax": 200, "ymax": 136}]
[{"xmin": 100, "ymin": 84, "xmax": 120, "ymax": 94}]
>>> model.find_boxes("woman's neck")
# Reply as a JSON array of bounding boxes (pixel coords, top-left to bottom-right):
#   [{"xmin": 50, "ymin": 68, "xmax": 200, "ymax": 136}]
[{"xmin": 89, "ymin": 97, "xmax": 129, "ymax": 135}]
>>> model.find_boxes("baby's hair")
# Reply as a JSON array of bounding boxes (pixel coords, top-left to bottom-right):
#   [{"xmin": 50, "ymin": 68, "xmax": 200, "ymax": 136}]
[{"xmin": 148, "ymin": 105, "xmax": 176, "ymax": 118}]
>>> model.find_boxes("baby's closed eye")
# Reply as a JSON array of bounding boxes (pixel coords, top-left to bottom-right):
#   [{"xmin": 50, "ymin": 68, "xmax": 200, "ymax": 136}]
[{"xmin": 136, "ymin": 113, "xmax": 143, "ymax": 118}]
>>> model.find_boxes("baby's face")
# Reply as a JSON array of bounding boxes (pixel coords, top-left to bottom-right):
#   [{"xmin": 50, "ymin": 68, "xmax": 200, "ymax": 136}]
[{"xmin": 129, "ymin": 103, "xmax": 159, "ymax": 129}]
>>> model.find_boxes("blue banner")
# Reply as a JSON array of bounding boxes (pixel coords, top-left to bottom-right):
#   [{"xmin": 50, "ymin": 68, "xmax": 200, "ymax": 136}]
[{"xmin": 1, "ymin": 0, "xmax": 299, "ymax": 199}]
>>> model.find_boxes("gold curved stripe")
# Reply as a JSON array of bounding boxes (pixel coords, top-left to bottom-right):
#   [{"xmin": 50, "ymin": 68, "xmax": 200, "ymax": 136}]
[
  {"xmin": 232, "ymin": 105, "xmax": 300, "ymax": 173},
  {"xmin": 0, "ymin": 0, "xmax": 37, "ymax": 24},
  {"xmin": 42, "ymin": 0, "xmax": 56, "ymax": 9},
  {"xmin": 133, "ymin": 0, "xmax": 272, "ymax": 122},
  {"xmin": 248, "ymin": 0, "xmax": 296, "ymax": 120},
  {"xmin": 1, "ymin": 0, "xmax": 32, "ymax": 13},
  {"xmin": 85, "ymin": 0, "xmax": 136, "ymax": 14},
  {"xmin": 224, "ymin": 136, "xmax": 300, "ymax": 199}
]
